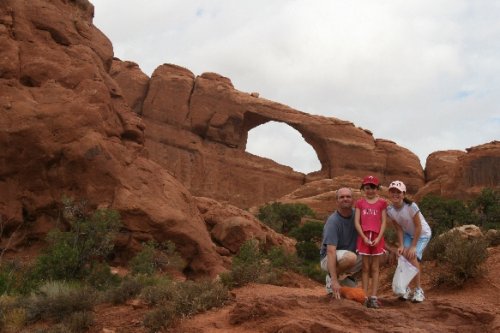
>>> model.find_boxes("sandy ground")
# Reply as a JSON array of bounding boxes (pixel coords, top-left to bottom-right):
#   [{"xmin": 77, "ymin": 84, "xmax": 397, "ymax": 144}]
[{"xmin": 85, "ymin": 246, "xmax": 500, "ymax": 333}]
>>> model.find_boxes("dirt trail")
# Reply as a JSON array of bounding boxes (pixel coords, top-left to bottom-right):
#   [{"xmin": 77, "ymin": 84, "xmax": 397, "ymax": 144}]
[{"xmin": 91, "ymin": 247, "xmax": 500, "ymax": 333}]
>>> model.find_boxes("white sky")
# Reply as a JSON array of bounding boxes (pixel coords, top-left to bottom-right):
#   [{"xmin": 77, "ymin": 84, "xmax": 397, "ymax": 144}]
[{"xmin": 92, "ymin": 0, "xmax": 499, "ymax": 173}]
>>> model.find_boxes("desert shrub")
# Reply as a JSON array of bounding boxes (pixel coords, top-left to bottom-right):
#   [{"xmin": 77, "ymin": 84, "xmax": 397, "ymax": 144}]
[
  {"xmin": 61, "ymin": 310, "xmax": 94, "ymax": 333},
  {"xmin": 266, "ymin": 246, "xmax": 300, "ymax": 270},
  {"xmin": 84, "ymin": 262, "xmax": 121, "ymax": 290},
  {"xmin": 0, "ymin": 306, "xmax": 26, "ymax": 333},
  {"xmin": 142, "ymin": 279, "xmax": 229, "ymax": 332},
  {"xmin": 289, "ymin": 220, "xmax": 323, "ymax": 242},
  {"xmin": 295, "ymin": 241, "xmax": 319, "ymax": 262},
  {"xmin": 0, "ymin": 261, "xmax": 25, "ymax": 295},
  {"xmin": 257, "ymin": 202, "xmax": 315, "ymax": 234},
  {"xmin": 140, "ymin": 277, "xmax": 175, "ymax": 306},
  {"xmin": 173, "ymin": 280, "xmax": 229, "ymax": 316},
  {"xmin": 419, "ymin": 195, "xmax": 473, "ymax": 235},
  {"xmin": 130, "ymin": 240, "xmax": 184, "ymax": 276},
  {"xmin": 425, "ymin": 231, "xmax": 488, "ymax": 287},
  {"xmin": 22, "ymin": 281, "xmax": 95, "ymax": 323},
  {"xmin": 220, "ymin": 239, "xmax": 264, "ymax": 287},
  {"xmin": 470, "ymin": 188, "xmax": 500, "ymax": 230},
  {"xmin": 299, "ymin": 262, "xmax": 324, "ymax": 283},
  {"xmin": 143, "ymin": 304, "xmax": 177, "ymax": 333},
  {"xmin": 31, "ymin": 199, "xmax": 121, "ymax": 282},
  {"xmin": 220, "ymin": 240, "xmax": 297, "ymax": 288},
  {"xmin": 384, "ymin": 224, "xmax": 398, "ymax": 247},
  {"xmin": 105, "ymin": 276, "xmax": 144, "ymax": 305}
]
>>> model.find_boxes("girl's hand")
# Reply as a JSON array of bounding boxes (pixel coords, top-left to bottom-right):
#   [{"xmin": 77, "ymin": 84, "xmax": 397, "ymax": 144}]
[
  {"xmin": 397, "ymin": 246, "xmax": 404, "ymax": 256},
  {"xmin": 404, "ymin": 246, "xmax": 417, "ymax": 260},
  {"xmin": 363, "ymin": 237, "xmax": 372, "ymax": 246},
  {"xmin": 372, "ymin": 237, "xmax": 380, "ymax": 246}
]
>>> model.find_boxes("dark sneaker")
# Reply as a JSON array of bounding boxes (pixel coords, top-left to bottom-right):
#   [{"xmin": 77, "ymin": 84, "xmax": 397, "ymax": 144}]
[{"xmin": 366, "ymin": 296, "xmax": 380, "ymax": 309}]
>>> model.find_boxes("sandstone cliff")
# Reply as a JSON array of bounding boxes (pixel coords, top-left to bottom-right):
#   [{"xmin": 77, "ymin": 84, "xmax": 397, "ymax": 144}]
[
  {"xmin": 0, "ymin": 0, "xmax": 497, "ymax": 279},
  {"xmin": 0, "ymin": 0, "xmax": 284, "ymax": 277},
  {"xmin": 112, "ymin": 61, "xmax": 425, "ymax": 209}
]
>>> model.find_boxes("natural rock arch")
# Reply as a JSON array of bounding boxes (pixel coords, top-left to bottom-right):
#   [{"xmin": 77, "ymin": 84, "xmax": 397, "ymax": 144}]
[
  {"xmin": 240, "ymin": 111, "xmax": 329, "ymax": 175},
  {"xmin": 244, "ymin": 119, "xmax": 322, "ymax": 173}
]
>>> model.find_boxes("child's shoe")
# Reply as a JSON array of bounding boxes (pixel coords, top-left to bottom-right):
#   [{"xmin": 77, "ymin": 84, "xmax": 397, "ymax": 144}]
[
  {"xmin": 398, "ymin": 287, "xmax": 412, "ymax": 301},
  {"xmin": 366, "ymin": 296, "xmax": 380, "ymax": 309},
  {"xmin": 412, "ymin": 287, "xmax": 425, "ymax": 303}
]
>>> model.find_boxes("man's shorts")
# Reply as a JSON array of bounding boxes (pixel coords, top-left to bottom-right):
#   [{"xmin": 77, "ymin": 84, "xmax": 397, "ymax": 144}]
[
  {"xmin": 356, "ymin": 231, "xmax": 385, "ymax": 255},
  {"xmin": 403, "ymin": 233, "xmax": 431, "ymax": 261},
  {"xmin": 320, "ymin": 250, "xmax": 362, "ymax": 274}
]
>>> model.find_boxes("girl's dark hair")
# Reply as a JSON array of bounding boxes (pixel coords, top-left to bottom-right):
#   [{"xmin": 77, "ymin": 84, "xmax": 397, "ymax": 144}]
[
  {"xmin": 403, "ymin": 197, "xmax": 413, "ymax": 205},
  {"xmin": 360, "ymin": 184, "xmax": 380, "ymax": 190}
]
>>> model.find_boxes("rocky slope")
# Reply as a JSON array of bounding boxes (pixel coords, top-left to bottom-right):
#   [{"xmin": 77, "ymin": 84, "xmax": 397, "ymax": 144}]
[{"xmin": 0, "ymin": 0, "xmax": 498, "ymax": 279}]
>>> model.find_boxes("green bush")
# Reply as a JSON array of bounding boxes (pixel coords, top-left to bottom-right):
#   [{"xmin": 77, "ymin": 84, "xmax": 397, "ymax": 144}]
[
  {"xmin": 257, "ymin": 202, "xmax": 315, "ymax": 234},
  {"xmin": 289, "ymin": 220, "xmax": 323, "ymax": 242},
  {"xmin": 130, "ymin": 240, "xmax": 184, "ymax": 276},
  {"xmin": 61, "ymin": 310, "xmax": 94, "ymax": 333},
  {"xmin": 143, "ymin": 304, "xmax": 177, "ymax": 333},
  {"xmin": 32, "ymin": 200, "xmax": 121, "ymax": 282},
  {"xmin": 142, "ymin": 280, "xmax": 229, "ymax": 332},
  {"xmin": 22, "ymin": 281, "xmax": 95, "ymax": 323},
  {"xmin": 425, "ymin": 231, "xmax": 488, "ymax": 287},
  {"xmin": 295, "ymin": 241, "xmax": 319, "ymax": 262},
  {"xmin": 470, "ymin": 188, "xmax": 500, "ymax": 230},
  {"xmin": 298, "ymin": 262, "xmax": 324, "ymax": 283},
  {"xmin": 220, "ymin": 240, "xmax": 264, "ymax": 287},
  {"xmin": 105, "ymin": 277, "xmax": 144, "ymax": 305},
  {"xmin": 84, "ymin": 262, "xmax": 121, "ymax": 291},
  {"xmin": 0, "ymin": 261, "xmax": 27, "ymax": 295},
  {"xmin": 220, "ymin": 240, "xmax": 299, "ymax": 288},
  {"xmin": 419, "ymin": 195, "xmax": 473, "ymax": 235},
  {"xmin": 266, "ymin": 246, "xmax": 300, "ymax": 270}
]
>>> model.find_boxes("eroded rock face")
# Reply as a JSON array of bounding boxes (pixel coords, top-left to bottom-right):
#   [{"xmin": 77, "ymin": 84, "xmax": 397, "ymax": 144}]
[
  {"xmin": 0, "ymin": 0, "xmax": 226, "ymax": 277},
  {"xmin": 417, "ymin": 141, "xmax": 500, "ymax": 200},
  {"xmin": 1, "ymin": 0, "xmax": 496, "ymax": 281},
  {"xmin": 195, "ymin": 197, "xmax": 295, "ymax": 254},
  {"xmin": 112, "ymin": 61, "xmax": 425, "ymax": 208}
]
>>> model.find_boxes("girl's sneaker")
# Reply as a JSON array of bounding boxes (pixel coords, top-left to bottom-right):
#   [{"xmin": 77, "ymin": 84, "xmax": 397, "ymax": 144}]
[
  {"xmin": 412, "ymin": 288, "xmax": 425, "ymax": 302},
  {"xmin": 366, "ymin": 296, "xmax": 380, "ymax": 309},
  {"xmin": 398, "ymin": 287, "xmax": 412, "ymax": 301}
]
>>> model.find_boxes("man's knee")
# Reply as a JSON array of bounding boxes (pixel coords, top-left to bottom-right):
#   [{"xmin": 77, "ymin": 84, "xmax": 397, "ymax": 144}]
[
  {"xmin": 340, "ymin": 251, "xmax": 357, "ymax": 266},
  {"xmin": 338, "ymin": 251, "xmax": 358, "ymax": 273}
]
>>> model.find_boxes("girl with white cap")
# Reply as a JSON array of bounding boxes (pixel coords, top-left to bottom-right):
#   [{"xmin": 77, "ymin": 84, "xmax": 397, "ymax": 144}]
[{"xmin": 387, "ymin": 180, "xmax": 432, "ymax": 303}]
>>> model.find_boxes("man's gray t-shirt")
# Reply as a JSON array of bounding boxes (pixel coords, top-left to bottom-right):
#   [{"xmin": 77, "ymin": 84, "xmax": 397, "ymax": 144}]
[{"xmin": 320, "ymin": 209, "xmax": 357, "ymax": 260}]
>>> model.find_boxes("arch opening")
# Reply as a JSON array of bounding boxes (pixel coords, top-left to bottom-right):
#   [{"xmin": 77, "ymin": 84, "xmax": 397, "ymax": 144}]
[{"xmin": 245, "ymin": 121, "xmax": 322, "ymax": 174}]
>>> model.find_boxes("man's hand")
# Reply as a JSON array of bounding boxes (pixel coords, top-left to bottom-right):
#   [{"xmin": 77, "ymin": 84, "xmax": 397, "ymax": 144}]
[{"xmin": 331, "ymin": 279, "xmax": 342, "ymax": 299}]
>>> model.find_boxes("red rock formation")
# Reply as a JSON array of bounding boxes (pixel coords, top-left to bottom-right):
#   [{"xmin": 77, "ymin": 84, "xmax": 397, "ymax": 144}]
[
  {"xmin": 0, "ymin": 0, "xmax": 228, "ymax": 277},
  {"xmin": 112, "ymin": 61, "xmax": 425, "ymax": 209},
  {"xmin": 416, "ymin": 141, "xmax": 500, "ymax": 200},
  {"xmin": 1, "ymin": 0, "xmax": 496, "ymax": 281}
]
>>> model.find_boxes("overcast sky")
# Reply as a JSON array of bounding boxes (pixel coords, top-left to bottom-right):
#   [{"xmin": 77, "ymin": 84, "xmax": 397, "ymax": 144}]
[{"xmin": 92, "ymin": 0, "xmax": 499, "ymax": 173}]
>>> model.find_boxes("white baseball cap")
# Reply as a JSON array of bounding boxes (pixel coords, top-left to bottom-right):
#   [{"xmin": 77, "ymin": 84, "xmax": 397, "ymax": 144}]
[{"xmin": 388, "ymin": 180, "xmax": 406, "ymax": 192}]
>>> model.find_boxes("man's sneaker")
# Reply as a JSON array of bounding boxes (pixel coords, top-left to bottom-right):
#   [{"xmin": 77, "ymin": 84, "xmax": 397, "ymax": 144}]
[
  {"xmin": 339, "ymin": 275, "xmax": 357, "ymax": 287},
  {"xmin": 398, "ymin": 287, "xmax": 412, "ymax": 301},
  {"xmin": 325, "ymin": 274, "xmax": 333, "ymax": 294},
  {"xmin": 366, "ymin": 296, "xmax": 380, "ymax": 309},
  {"xmin": 412, "ymin": 287, "xmax": 425, "ymax": 303}
]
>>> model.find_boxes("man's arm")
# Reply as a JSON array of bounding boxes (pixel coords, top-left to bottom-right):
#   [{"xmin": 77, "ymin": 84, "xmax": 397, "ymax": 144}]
[{"xmin": 326, "ymin": 244, "xmax": 341, "ymax": 299}]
